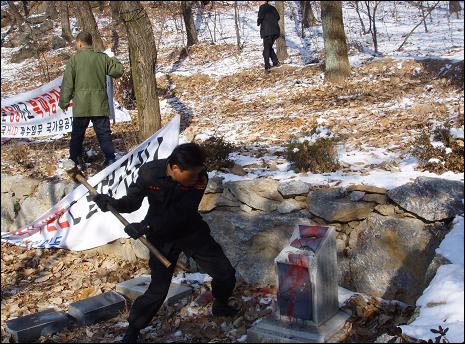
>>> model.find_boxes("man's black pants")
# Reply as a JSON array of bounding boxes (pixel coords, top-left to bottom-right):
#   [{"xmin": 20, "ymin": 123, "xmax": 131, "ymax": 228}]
[
  {"xmin": 69, "ymin": 116, "xmax": 115, "ymax": 164},
  {"xmin": 127, "ymin": 224, "xmax": 236, "ymax": 331},
  {"xmin": 263, "ymin": 35, "xmax": 279, "ymax": 69}
]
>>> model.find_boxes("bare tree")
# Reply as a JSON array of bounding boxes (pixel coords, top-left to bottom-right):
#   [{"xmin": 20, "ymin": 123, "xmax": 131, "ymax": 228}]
[
  {"xmin": 320, "ymin": 1, "xmax": 350, "ymax": 83},
  {"xmin": 275, "ymin": 1, "xmax": 288, "ymax": 61},
  {"xmin": 181, "ymin": 1, "xmax": 198, "ymax": 47},
  {"xmin": 73, "ymin": 1, "xmax": 105, "ymax": 51},
  {"xmin": 117, "ymin": 0, "xmax": 161, "ymax": 140},
  {"xmin": 234, "ymin": 1, "xmax": 241, "ymax": 52},
  {"xmin": 7, "ymin": 1, "xmax": 24, "ymax": 27},
  {"xmin": 60, "ymin": 1, "xmax": 73, "ymax": 43},
  {"xmin": 449, "ymin": 1, "xmax": 461, "ymax": 18},
  {"xmin": 45, "ymin": 1, "xmax": 59, "ymax": 20},
  {"xmin": 354, "ymin": 1, "xmax": 368, "ymax": 34},
  {"xmin": 22, "ymin": 1, "xmax": 29, "ymax": 17},
  {"xmin": 397, "ymin": 1, "xmax": 440, "ymax": 51},
  {"xmin": 364, "ymin": 1, "xmax": 381, "ymax": 53},
  {"xmin": 301, "ymin": 1, "xmax": 317, "ymax": 28}
]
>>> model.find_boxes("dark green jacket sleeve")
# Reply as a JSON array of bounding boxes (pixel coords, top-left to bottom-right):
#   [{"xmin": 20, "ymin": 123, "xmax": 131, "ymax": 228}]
[
  {"xmin": 106, "ymin": 55, "xmax": 124, "ymax": 79},
  {"xmin": 58, "ymin": 57, "xmax": 76, "ymax": 110}
]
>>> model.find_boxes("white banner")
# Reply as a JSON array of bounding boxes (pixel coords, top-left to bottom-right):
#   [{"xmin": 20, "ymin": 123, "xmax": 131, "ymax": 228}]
[
  {"xmin": 0, "ymin": 76, "xmax": 131, "ymax": 138},
  {"xmin": 1, "ymin": 116, "xmax": 180, "ymax": 250}
]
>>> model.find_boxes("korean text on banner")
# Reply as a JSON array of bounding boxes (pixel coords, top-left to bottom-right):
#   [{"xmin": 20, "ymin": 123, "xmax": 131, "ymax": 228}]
[
  {"xmin": 1, "ymin": 76, "xmax": 130, "ymax": 138},
  {"xmin": 1, "ymin": 116, "xmax": 180, "ymax": 251}
]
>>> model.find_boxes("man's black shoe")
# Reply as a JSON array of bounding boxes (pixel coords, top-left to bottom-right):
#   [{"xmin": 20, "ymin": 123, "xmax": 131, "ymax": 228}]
[
  {"xmin": 264, "ymin": 67, "xmax": 271, "ymax": 74},
  {"xmin": 122, "ymin": 328, "xmax": 139, "ymax": 343},
  {"xmin": 273, "ymin": 61, "xmax": 281, "ymax": 67},
  {"xmin": 212, "ymin": 300, "xmax": 239, "ymax": 317},
  {"xmin": 105, "ymin": 158, "xmax": 116, "ymax": 167}
]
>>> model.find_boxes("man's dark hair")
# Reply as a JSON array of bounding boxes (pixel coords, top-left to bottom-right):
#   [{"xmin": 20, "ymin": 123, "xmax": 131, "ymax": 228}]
[
  {"xmin": 76, "ymin": 31, "xmax": 93, "ymax": 47},
  {"xmin": 168, "ymin": 143, "xmax": 206, "ymax": 170}
]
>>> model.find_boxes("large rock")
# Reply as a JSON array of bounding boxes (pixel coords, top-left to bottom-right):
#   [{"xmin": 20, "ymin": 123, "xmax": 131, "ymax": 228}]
[
  {"xmin": 8, "ymin": 178, "xmax": 75, "ymax": 229},
  {"xmin": 13, "ymin": 197, "xmax": 49, "ymax": 229},
  {"xmin": 348, "ymin": 213, "xmax": 447, "ymax": 304},
  {"xmin": 203, "ymin": 210, "xmax": 313, "ymax": 285},
  {"xmin": 226, "ymin": 178, "xmax": 284, "ymax": 212},
  {"xmin": 277, "ymin": 180, "xmax": 309, "ymax": 198},
  {"xmin": 307, "ymin": 188, "xmax": 377, "ymax": 222},
  {"xmin": 1, "ymin": 174, "xmax": 40, "ymax": 199},
  {"xmin": 387, "ymin": 177, "xmax": 464, "ymax": 221}
]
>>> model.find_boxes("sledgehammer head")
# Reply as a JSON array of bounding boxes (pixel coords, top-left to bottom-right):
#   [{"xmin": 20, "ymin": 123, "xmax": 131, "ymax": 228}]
[{"xmin": 63, "ymin": 159, "xmax": 83, "ymax": 181}]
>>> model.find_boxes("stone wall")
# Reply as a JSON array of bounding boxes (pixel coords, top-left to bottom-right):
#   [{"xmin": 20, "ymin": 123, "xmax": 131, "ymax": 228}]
[{"xmin": 1, "ymin": 173, "xmax": 463, "ymax": 305}]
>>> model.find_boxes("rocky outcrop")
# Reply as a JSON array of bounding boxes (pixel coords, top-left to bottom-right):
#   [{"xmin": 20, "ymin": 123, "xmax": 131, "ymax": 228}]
[
  {"xmin": 387, "ymin": 177, "xmax": 464, "ymax": 221},
  {"xmin": 2, "ymin": 173, "xmax": 462, "ymax": 307},
  {"xmin": 1, "ymin": 174, "xmax": 76, "ymax": 232}
]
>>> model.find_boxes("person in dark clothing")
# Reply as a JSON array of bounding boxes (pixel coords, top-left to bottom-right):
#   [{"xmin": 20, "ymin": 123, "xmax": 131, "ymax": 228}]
[
  {"xmin": 257, "ymin": 1, "xmax": 281, "ymax": 72},
  {"xmin": 93, "ymin": 143, "xmax": 237, "ymax": 343}
]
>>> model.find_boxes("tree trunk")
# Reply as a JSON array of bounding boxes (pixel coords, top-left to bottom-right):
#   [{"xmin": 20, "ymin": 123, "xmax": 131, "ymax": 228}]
[
  {"xmin": 45, "ymin": 1, "xmax": 58, "ymax": 20},
  {"xmin": 449, "ymin": 1, "xmax": 461, "ymax": 18},
  {"xmin": 7, "ymin": 1, "xmax": 24, "ymax": 27},
  {"xmin": 320, "ymin": 1, "xmax": 350, "ymax": 83},
  {"xmin": 301, "ymin": 1, "xmax": 317, "ymax": 28},
  {"xmin": 275, "ymin": 1, "xmax": 288, "ymax": 61},
  {"xmin": 181, "ymin": 1, "xmax": 198, "ymax": 47},
  {"xmin": 73, "ymin": 1, "xmax": 105, "ymax": 51},
  {"xmin": 109, "ymin": 1, "xmax": 122, "ymax": 54},
  {"xmin": 60, "ymin": 1, "xmax": 73, "ymax": 42},
  {"xmin": 22, "ymin": 1, "xmax": 29, "ymax": 17},
  {"xmin": 234, "ymin": 1, "xmax": 241, "ymax": 52},
  {"xmin": 117, "ymin": 0, "xmax": 161, "ymax": 141}
]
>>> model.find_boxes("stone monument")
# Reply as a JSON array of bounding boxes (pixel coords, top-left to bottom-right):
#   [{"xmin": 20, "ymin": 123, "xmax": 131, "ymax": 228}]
[{"xmin": 247, "ymin": 223, "xmax": 350, "ymax": 343}]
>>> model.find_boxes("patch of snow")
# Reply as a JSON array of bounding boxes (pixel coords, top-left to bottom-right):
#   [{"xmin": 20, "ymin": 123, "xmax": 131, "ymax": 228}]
[
  {"xmin": 450, "ymin": 126, "xmax": 464, "ymax": 139},
  {"xmin": 436, "ymin": 216, "xmax": 464, "ymax": 266},
  {"xmin": 401, "ymin": 215, "xmax": 464, "ymax": 342}
]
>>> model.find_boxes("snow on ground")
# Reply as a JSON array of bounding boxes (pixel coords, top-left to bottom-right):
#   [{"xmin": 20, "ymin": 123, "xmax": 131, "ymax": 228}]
[
  {"xmin": 211, "ymin": 150, "xmax": 463, "ymax": 189},
  {"xmin": 400, "ymin": 216, "xmax": 464, "ymax": 343}
]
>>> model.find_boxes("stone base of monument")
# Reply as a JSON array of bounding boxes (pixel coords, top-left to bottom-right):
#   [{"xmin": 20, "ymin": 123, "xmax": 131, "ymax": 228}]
[{"xmin": 246, "ymin": 309, "xmax": 350, "ymax": 343}]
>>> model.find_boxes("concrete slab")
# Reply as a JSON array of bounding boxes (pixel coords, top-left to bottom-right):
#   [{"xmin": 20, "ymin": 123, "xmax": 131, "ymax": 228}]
[
  {"xmin": 5, "ymin": 309, "xmax": 75, "ymax": 343},
  {"xmin": 246, "ymin": 310, "xmax": 350, "ymax": 343},
  {"xmin": 68, "ymin": 291, "xmax": 126, "ymax": 325},
  {"xmin": 116, "ymin": 276, "xmax": 192, "ymax": 305}
]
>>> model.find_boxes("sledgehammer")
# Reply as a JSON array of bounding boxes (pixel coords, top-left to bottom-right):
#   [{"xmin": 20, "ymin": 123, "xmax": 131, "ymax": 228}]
[{"xmin": 63, "ymin": 159, "xmax": 172, "ymax": 269}]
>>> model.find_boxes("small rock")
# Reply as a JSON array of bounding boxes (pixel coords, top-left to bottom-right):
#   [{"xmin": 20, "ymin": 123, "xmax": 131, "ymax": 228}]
[
  {"xmin": 277, "ymin": 199, "xmax": 306, "ymax": 214},
  {"xmin": 375, "ymin": 204, "xmax": 396, "ymax": 216},
  {"xmin": 229, "ymin": 164, "xmax": 247, "ymax": 176},
  {"xmin": 277, "ymin": 180, "xmax": 309, "ymax": 198},
  {"xmin": 350, "ymin": 191, "xmax": 365, "ymax": 201},
  {"xmin": 52, "ymin": 35, "xmax": 67, "ymax": 49},
  {"xmin": 363, "ymin": 193, "xmax": 388, "ymax": 204},
  {"xmin": 233, "ymin": 316, "xmax": 244, "ymax": 328},
  {"xmin": 347, "ymin": 184, "xmax": 386, "ymax": 194},
  {"xmin": 205, "ymin": 177, "xmax": 224, "ymax": 194}
]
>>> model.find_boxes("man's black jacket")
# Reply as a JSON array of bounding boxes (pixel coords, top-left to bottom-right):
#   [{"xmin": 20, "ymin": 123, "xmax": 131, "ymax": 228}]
[
  {"xmin": 110, "ymin": 159, "xmax": 209, "ymax": 243},
  {"xmin": 257, "ymin": 3, "xmax": 280, "ymax": 39}
]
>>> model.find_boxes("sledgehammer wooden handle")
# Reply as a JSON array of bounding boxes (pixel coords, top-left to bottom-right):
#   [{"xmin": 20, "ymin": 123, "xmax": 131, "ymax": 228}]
[{"xmin": 74, "ymin": 173, "xmax": 172, "ymax": 269}]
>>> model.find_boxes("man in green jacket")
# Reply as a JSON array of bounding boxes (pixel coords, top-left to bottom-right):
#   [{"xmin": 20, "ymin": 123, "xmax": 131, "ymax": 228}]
[{"xmin": 59, "ymin": 31, "xmax": 124, "ymax": 167}]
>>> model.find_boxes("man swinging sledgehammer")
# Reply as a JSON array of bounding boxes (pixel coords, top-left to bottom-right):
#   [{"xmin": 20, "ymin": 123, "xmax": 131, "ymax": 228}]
[{"xmin": 93, "ymin": 143, "xmax": 238, "ymax": 343}]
